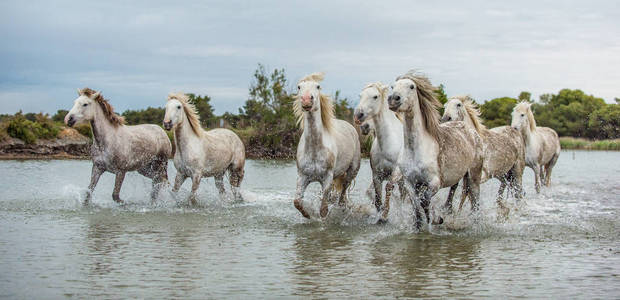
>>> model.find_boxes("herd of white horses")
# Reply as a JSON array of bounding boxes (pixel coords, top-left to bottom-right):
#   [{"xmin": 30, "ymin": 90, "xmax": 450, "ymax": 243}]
[{"xmin": 63, "ymin": 70, "xmax": 561, "ymax": 230}]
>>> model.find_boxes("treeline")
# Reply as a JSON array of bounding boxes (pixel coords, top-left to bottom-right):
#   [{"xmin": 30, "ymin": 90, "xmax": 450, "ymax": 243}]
[{"xmin": 1, "ymin": 64, "xmax": 618, "ymax": 157}]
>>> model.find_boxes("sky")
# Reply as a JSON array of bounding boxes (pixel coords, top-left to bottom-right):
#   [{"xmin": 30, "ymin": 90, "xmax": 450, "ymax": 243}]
[{"xmin": 1, "ymin": 0, "xmax": 619, "ymax": 115}]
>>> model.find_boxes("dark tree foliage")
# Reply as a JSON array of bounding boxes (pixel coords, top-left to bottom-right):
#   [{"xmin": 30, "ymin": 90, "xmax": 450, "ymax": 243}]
[
  {"xmin": 480, "ymin": 97, "xmax": 518, "ymax": 128},
  {"xmin": 122, "ymin": 107, "xmax": 165, "ymax": 125}
]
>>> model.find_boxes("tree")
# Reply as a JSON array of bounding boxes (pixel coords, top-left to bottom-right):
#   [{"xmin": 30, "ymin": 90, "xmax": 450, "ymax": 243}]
[
  {"xmin": 239, "ymin": 64, "xmax": 295, "ymax": 129},
  {"xmin": 435, "ymin": 84, "xmax": 448, "ymax": 114},
  {"xmin": 480, "ymin": 97, "xmax": 518, "ymax": 128},
  {"xmin": 518, "ymin": 91, "xmax": 532, "ymax": 102},
  {"xmin": 186, "ymin": 94, "xmax": 215, "ymax": 127},
  {"xmin": 122, "ymin": 107, "xmax": 165, "ymax": 125},
  {"xmin": 52, "ymin": 110, "xmax": 69, "ymax": 123},
  {"xmin": 535, "ymin": 89, "xmax": 605, "ymax": 137},
  {"xmin": 333, "ymin": 90, "xmax": 353, "ymax": 122},
  {"xmin": 587, "ymin": 104, "xmax": 620, "ymax": 139}
]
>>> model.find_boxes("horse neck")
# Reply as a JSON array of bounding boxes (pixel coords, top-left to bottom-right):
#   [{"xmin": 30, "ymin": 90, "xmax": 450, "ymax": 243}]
[
  {"xmin": 90, "ymin": 106, "xmax": 119, "ymax": 148},
  {"xmin": 302, "ymin": 108, "xmax": 326, "ymax": 148},
  {"xmin": 372, "ymin": 104, "xmax": 401, "ymax": 149},
  {"xmin": 463, "ymin": 112, "xmax": 485, "ymax": 134},
  {"xmin": 402, "ymin": 105, "xmax": 438, "ymax": 155},
  {"xmin": 174, "ymin": 113, "xmax": 202, "ymax": 154},
  {"xmin": 519, "ymin": 122, "xmax": 535, "ymax": 145}
]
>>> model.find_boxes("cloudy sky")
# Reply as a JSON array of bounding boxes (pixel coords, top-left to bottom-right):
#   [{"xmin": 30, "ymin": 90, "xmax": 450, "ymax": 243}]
[{"xmin": 1, "ymin": 0, "xmax": 618, "ymax": 115}]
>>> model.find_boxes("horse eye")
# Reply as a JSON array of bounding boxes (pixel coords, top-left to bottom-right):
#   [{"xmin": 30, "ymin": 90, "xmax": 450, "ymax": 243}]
[
  {"xmin": 297, "ymin": 85, "xmax": 300, "ymax": 90},
  {"xmin": 410, "ymin": 84, "xmax": 414, "ymax": 89},
  {"xmin": 457, "ymin": 103, "xmax": 461, "ymax": 107},
  {"xmin": 317, "ymin": 85, "xmax": 320, "ymax": 89},
  {"xmin": 177, "ymin": 105, "xmax": 182, "ymax": 109},
  {"xmin": 521, "ymin": 114, "xmax": 525, "ymax": 117},
  {"xmin": 82, "ymin": 103, "xmax": 88, "ymax": 107},
  {"xmin": 373, "ymin": 95, "xmax": 378, "ymax": 99}
]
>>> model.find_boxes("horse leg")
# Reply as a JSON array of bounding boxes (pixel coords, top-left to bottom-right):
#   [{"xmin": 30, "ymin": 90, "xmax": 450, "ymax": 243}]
[
  {"xmin": 544, "ymin": 153, "xmax": 559, "ymax": 187},
  {"xmin": 372, "ymin": 174, "xmax": 383, "ymax": 212},
  {"xmin": 229, "ymin": 167, "xmax": 244, "ymax": 201},
  {"xmin": 214, "ymin": 173, "xmax": 227, "ymax": 198},
  {"xmin": 496, "ymin": 177, "xmax": 509, "ymax": 218},
  {"xmin": 379, "ymin": 181, "xmax": 395, "ymax": 223},
  {"xmin": 150, "ymin": 158, "xmax": 169, "ymax": 203},
  {"xmin": 172, "ymin": 172, "xmax": 186, "ymax": 193},
  {"xmin": 85, "ymin": 165, "xmax": 104, "ymax": 204},
  {"xmin": 319, "ymin": 173, "xmax": 335, "ymax": 218},
  {"xmin": 189, "ymin": 175, "xmax": 202, "ymax": 206},
  {"xmin": 112, "ymin": 172, "xmax": 126, "ymax": 203},
  {"xmin": 444, "ymin": 182, "xmax": 458, "ymax": 214},
  {"xmin": 458, "ymin": 174, "xmax": 470, "ymax": 212},
  {"xmin": 293, "ymin": 175, "xmax": 311, "ymax": 219},
  {"xmin": 533, "ymin": 164, "xmax": 541, "ymax": 193}
]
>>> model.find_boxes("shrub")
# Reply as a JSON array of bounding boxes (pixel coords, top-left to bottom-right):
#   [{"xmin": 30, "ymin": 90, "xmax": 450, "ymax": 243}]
[{"xmin": 5, "ymin": 113, "xmax": 61, "ymax": 144}]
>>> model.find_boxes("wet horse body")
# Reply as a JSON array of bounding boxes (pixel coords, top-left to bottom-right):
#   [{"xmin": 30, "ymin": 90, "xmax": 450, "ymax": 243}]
[
  {"xmin": 441, "ymin": 96, "xmax": 525, "ymax": 215},
  {"xmin": 164, "ymin": 93, "xmax": 245, "ymax": 204},
  {"xmin": 65, "ymin": 88, "xmax": 171, "ymax": 203},
  {"xmin": 293, "ymin": 73, "xmax": 361, "ymax": 219},
  {"xmin": 511, "ymin": 102, "xmax": 560, "ymax": 193},
  {"xmin": 388, "ymin": 72, "xmax": 483, "ymax": 229},
  {"xmin": 354, "ymin": 83, "xmax": 406, "ymax": 221}
]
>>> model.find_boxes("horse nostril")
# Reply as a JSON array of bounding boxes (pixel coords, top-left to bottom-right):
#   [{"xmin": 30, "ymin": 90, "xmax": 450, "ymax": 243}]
[
  {"xmin": 393, "ymin": 95, "xmax": 401, "ymax": 101},
  {"xmin": 310, "ymin": 95, "xmax": 314, "ymax": 100},
  {"xmin": 448, "ymin": 117, "xmax": 451, "ymax": 121}
]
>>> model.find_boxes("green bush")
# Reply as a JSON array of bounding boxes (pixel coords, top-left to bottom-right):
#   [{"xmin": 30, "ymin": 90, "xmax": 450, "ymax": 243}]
[
  {"xmin": 74, "ymin": 123, "xmax": 92, "ymax": 139},
  {"xmin": 5, "ymin": 113, "xmax": 60, "ymax": 144}
]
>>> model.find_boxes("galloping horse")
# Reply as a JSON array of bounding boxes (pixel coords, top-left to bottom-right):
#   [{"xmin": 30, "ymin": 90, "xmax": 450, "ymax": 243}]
[
  {"xmin": 65, "ymin": 88, "xmax": 171, "ymax": 203},
  {"xmin": 164, "ymin": 93, "xmax": 245, "ymax": 205},
  {"xmin": 293, "ymin": 73, "xmax": 361, "ymax": 219},
  {"xmin": 354, "ymin": 82, "xmax": 406, "ymax": 222},
  {"xmin": 511, "ymin": 102, "xmax": 560, "ymax": 193},
  {"xmin": 441, "ymin": 96, "xmax": 525, "ymax": 215},
  {"xmin": 388, "ymin": 71, "xmax": 483, "ymax": 229}
]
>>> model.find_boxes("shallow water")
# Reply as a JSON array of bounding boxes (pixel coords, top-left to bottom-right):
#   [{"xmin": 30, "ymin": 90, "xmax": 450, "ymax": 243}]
[{"xmin": 0, "ymin": 150, "xmax": 619, "ymax": 298}]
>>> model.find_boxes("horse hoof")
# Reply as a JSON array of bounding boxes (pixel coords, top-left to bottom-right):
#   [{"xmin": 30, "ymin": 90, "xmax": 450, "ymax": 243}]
[{"xmin": 376, "ymin": 218, "xmax": 388, "ymax": 225}]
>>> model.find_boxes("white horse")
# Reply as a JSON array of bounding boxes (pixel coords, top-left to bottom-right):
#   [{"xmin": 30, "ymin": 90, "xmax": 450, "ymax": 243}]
[
  {"xmin": 388, "ymin": 71, "xmax": 483, "ymax": 229},
  {"xmin": 293, "ymin": 72, "xmax": 361, "ymax": 219},
  {"xmin": 511, "ymin": 102, "xmax": 560, "ymax": 193},
  {"xmin": 441, "ymin": 96, "xmax": 525, "ymax": 215},
  {"xmin": 354, "ymin": 82, "xmax": 406, "ymax": 222},
  {"xmin": 65, "ymin": 88, "xmax": 171, "ymax": 204},
  {"xmin": 164, "ymin": 93, "xmax": 245, "ymax": 205}
]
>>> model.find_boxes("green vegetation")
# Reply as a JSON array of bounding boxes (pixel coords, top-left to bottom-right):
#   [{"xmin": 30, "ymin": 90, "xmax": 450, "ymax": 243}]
[
  {"xmin": 560, "ymin": 137, "xmax": 620, "ymax": 151},
  {"xmin": 4, "ymin": 112, "xmax": 60, "ymax": 144},
  {"xmin": 1, "ymin": 64, "xmax": 618, "ymax": 155}
]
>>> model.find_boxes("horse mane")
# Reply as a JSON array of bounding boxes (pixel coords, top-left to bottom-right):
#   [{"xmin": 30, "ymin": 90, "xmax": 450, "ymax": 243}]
[
  {"xmin": 78, "ymin": 88, "xmax": 125, "ymax": 127},
  {"xmin": 396, "ymin": 71, "xmax": 441, "ymax": 139},
  {"xmin": 451, "ymin": 95, "xmax": 486, "ymax": 133},
  {"xmin": 293, "ymin": 72, "xmax": 335, "ymax": 132},
  {"xmin": 514, "ymin": 101, "xmax": 537, "ymax": 131},
  {"xmin": 168, "ymin": 92, "xmax": 203, "ymax": 137}
]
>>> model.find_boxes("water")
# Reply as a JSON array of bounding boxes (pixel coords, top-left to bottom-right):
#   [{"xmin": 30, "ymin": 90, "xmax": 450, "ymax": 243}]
[{"xmin": 0, "ymin": 150, "xmax": 619, "ymax": 298}]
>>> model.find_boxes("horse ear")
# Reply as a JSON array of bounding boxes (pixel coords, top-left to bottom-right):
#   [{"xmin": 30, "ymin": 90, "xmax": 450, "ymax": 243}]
[
  {"xmin": 91, "ymin": 91, "xmax": 100, "ymax": 99},
  {"xmin": 77, "ymin": 88, "xmax": 82, "ymax": 96}
]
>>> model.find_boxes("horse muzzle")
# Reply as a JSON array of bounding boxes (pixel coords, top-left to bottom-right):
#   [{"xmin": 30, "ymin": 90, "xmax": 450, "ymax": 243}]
[
  {"xmin": 66, "ymin": 116, "xmax": 76, "ymax": 127},
  {"xmin": 388, "ymin": 95, "xmax": 401, "ymax": 111},
  {"xmin": 163, "ymin": 121, "xmax": 173, "ymax": 130},
  {"xmin": 360, "ymin": 123, "xmax": 371, "ymax": 135}
]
